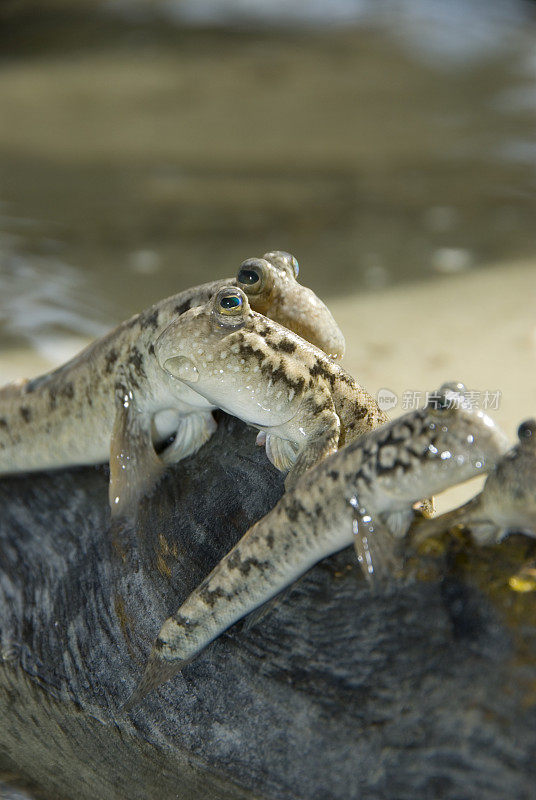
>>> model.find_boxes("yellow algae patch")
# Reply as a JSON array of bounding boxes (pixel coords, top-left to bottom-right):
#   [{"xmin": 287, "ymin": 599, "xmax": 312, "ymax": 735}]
[
  {"xmin": 509, "ymin": 575, "xmax": 536, "ymax": 593},
  {"xmin": 509, "ymin": 564, "xmax": 536, "ymax": 593}
]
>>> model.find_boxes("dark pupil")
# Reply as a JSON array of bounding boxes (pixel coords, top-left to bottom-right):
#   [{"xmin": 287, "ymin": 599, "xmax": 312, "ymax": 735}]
[
  {"xmin": 238, "ymin": 268, "xmax": 260, "ymax": 285},
  {"xmin": 520, "ymin": 423, "xmax": 534, "ymax": 440},
  {"xmin": 221, "ymin": 295, "xmax": 241, "ymax": 310}
]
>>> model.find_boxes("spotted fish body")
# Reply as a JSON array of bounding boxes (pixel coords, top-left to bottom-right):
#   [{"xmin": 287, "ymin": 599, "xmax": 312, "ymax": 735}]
[
  {"xmin": 155, "ymin": 286, "xmax": 387, "ymax": 489},
  {"xmin": 0, "ymin": 252, "xmax": 345, "ymax": 514},
  {"xmin": 413, "ymin": 418, "xmax": 536, "ymax": 545},
  {"xmin": 128, "ymin": 389, "xmax": 510, "ymax": 705}
]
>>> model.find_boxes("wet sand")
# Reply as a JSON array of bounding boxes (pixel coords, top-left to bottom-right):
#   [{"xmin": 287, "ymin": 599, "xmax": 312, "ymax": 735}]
[
  {"xmin": 333, "ymin": 259, "xmax": 536, "ymax": 510},
  {"xmin": 333, "ymin": 259, "xmax": 536, "ymax": 442}
]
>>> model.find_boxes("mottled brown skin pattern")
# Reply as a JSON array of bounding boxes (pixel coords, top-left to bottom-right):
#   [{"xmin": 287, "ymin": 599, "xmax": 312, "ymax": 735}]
[
  {"xmin": 228, "ymin": 321, "xmax": 386, "ymax": 446},
  {"xmin": 155, "ymin": 286, "xmax": 387, "ymax": 489},
  {"xmin": 128, "ymin": 392, "xmax": 509, "ymax": 706},
  {"xmin": 0, "ymin": 252, "xmax": 345, "ymax": 483},
  {"xmin": 412, "ymin": 418, "xmax": 536, "ymax": 545},
  {"xmin": 0, "ymin": 286, "xmax": 223, "ymax": 473}
]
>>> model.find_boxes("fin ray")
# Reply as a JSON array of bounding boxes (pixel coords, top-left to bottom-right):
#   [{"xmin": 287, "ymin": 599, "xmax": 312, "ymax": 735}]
[
  {"xmin": 350, "ymin": 498, "xmax": 404, "ymax": 586},
  {"xmin": 109, "ymin": 392, "xmax": 164, "ymax": 519},
  {"xmin": 160, "ymin": 412, "xmax": 217, "ymax": 465},
  {"xmin": 264, "ymin": 434, "xmax": 299, "ymax": 473},
  {"xmin": 383, "ymin": 509, "xmax": 414, "ymax": 539},
  {"xmin": 242, "ymin": 587, "xmax": 292, "ymax": 631},
  {"xmin": 284, "ymin": 435, "xmax": 339, "ymax": 490}
]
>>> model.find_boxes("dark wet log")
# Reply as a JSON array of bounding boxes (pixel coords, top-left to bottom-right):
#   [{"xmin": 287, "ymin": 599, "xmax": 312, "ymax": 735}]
[{"xmin": 1, "ymin": 412, "xmax": 536, "ymax": 800}]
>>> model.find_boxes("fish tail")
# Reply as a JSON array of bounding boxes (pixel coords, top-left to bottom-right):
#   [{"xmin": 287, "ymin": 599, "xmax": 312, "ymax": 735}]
[{"xmin": 122, "ymin": 652, "xmax": 189, "ymax": 711}]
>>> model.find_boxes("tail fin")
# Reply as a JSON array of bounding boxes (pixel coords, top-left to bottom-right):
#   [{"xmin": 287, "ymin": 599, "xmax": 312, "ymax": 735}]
[{"xmin": 122, "ymin": 652, "xmax": 188, "ymax": 712}]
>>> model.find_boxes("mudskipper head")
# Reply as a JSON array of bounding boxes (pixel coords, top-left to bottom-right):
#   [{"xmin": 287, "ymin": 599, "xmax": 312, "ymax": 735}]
[
  {"xmin": 482, "ymin": 417, "xmax": 536, "ymax": 524},
  {"xmin": 517, "ymin": 419, "xmax": 536, "ymax": 450},
  {"xmin": 236, "ymin": 251, "xmax": 345, "ymax": 361},
  {"xmin": 154, "ymin": 286, "xmax": 252, "ymax": 385},
  {"xmin": 418, "ymin": 381, "xmax": 510, "ymax": 491},
  {"xmin": 154, "ymin": 286, "xmax": 305, "ymax": 427}
]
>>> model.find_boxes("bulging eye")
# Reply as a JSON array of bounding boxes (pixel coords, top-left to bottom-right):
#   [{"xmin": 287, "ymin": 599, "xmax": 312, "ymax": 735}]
[
  {"xmin": 213, "ymin": 286, "xmax": 248, "ymax": 324},
  {"xmin": 220, "ymin": 294, "xmax": 243, "ymax": 314},
  {"xmin": 436, "ymin": 394, "xmax": 452, "ymax": 411},
  {"xmin": 237, "ymin": 268, "xmax": 260, "ymax": 286},
  {"xmin": 428, "ymin": 381, "xmax": 466, "ymax": 412},
  {"xmin": 518, "ymin": 419, "xmax": 536, "ymax": 442},
  {"xmin": 439, "ymin": 381, "xmax": 466, "ymax": 395},
  {"xmin": 427, "ymin": 389, "xmax": 454, "ymax": 412},
  {"xmin": 237, "ymin": 258, "xmax": 266, "ymax": 295}
]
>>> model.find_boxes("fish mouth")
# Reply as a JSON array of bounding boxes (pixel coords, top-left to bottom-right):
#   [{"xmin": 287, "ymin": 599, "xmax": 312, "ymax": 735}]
[{"xmin": 162, "ymin": 355, "xmax": 200, "ymax": 384}]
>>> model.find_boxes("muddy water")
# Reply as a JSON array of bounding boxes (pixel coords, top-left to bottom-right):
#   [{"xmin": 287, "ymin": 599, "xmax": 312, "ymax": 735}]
[{"xmin": 0, "ymin": 10, "xmax": 536, "ymax": 367}]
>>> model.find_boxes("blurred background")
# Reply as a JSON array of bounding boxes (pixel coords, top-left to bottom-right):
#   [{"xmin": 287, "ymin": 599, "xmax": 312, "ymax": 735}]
[{"xmin": 0, "ymin": 0, "xmax": 535, "ymax": 442}]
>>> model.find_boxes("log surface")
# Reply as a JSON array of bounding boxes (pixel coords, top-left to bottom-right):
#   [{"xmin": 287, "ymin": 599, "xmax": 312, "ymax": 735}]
[{"xmin": 1, "ymin": 413, "xmax": 536, "ymax": 800}]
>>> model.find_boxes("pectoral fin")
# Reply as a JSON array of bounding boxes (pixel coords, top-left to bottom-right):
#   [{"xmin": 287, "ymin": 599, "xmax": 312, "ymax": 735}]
[
  {"xmin": 159, "ymin": 412, "xmax": 217, "ymax": 465},
  {"xmin": 242, "ymin": 587, "xmax": 292, "ymax": 631},
  {"xmin": 109, "ymin": 392, "xmax": 165, "ymax": 519},
  {"xmin": 284, "ymin": 427, "xmax": 340, "ymax": 491},
  {"xmin": 283, "ymin": 401, "xmax": 341, "ymax": 490},
  {"xmin": 264, "ymin": 434, "xmax": 299, "ymax": 474},
  {"xmin": 350, "ymin": 497, "xmax": 404, "ymax": 586},
  {"xmin": 383, "ymin": 509, "xmax": 415, "ymax": 539},
  {"xmin": 467, "ymin": 520, "xmax": 501, "ymax": 546}
]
